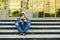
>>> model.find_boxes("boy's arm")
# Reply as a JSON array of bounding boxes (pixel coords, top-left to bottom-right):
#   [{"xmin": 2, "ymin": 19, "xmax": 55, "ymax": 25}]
[
  {"xmin": 26, "ymin": 18, "xmax": 32, "ymax": 25},
  {"xmin": 15, "ymin": 18, "xmax": 20, "ymax": 26}
]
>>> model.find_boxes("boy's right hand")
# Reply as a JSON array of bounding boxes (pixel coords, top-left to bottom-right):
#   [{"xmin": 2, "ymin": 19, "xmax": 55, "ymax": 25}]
[{"xmin": 20, "ymin": 20, "xmax": 23, "ymax": 22}]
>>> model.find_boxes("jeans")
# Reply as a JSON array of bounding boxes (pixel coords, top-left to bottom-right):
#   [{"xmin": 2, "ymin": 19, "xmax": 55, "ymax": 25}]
[{"xmin": 16, "ymin": 22, "xmax": 30, "ymax": 32}]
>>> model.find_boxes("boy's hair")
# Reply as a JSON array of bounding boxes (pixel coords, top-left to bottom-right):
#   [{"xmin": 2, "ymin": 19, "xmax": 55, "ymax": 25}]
[{"xmin": 19, "ymin": 13, "xmax": 26, "ymax": 17}]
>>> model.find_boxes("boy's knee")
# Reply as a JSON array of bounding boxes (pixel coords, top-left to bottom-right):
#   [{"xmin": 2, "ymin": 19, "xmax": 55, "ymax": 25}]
[{"xmin": 16, "ymin": 23, "xmax": 19, "ymax": 26}]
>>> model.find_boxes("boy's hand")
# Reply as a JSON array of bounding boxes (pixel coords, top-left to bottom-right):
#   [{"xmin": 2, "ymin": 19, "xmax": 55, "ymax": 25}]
[
  {"xmin": 20, "ymin": 20, "xmax": 23, "ymax": 22},
  {"xmin": 24, "ymin": 20, "xmax": 27, "ymax": 22}
]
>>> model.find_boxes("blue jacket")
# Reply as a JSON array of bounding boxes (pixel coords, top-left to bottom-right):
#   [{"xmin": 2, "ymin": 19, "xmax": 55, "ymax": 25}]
[{"xmin": 15, "ymin": 17, "xmax": 31, "ymax": 26}]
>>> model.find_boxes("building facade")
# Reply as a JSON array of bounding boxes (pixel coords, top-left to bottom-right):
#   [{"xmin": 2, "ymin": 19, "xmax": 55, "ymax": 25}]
[{"xmin": 0, "ymin": 0, "xmax": 60, "ymax": 18}]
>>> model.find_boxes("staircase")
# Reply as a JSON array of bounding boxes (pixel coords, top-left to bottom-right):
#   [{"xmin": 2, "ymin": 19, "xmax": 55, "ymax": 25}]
[{"xmin": 0, "ymin": 18, "xmax": 60, "ymax": 40}]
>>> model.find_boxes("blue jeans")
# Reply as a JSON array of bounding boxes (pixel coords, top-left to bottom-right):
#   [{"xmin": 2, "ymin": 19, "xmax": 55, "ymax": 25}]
[{"xmin": 16, "ymin": 22, "xmax": 30, "ymax": 32}]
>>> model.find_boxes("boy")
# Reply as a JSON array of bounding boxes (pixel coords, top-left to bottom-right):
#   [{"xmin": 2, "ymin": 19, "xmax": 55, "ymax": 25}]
[{"xmin": 15, "ymin": 12, "xmax": 31, "ymax": 35}]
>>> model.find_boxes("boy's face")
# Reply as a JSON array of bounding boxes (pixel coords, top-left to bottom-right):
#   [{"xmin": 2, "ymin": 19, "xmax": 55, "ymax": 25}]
[{"xmin": 20, "ymin": 15, "xmax": 25, "ymax": 19}]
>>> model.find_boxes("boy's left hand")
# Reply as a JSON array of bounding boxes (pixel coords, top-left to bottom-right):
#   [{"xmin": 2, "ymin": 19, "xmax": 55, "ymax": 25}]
[{"xmin": 24, "ymin": 20, "xmax": 27, "ymax": 22}]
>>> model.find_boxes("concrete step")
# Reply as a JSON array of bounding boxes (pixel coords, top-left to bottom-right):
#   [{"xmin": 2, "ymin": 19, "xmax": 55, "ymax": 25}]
[
  {"xmin": 0, "ymin": 29, "xmax": 60, "ymax": 32},
  {"xmin": 0, "ymin": 18, "xmax": 60, "ymax": 22},
  {"xmin": 0, "ymin": 22, "xmax": 60, "ymax": 24},
  {"xmin": 0, "ymin": 25, "xmax": 60, "ymax": 28},
  {"xmin": 0, "ymin": 34, "xmax": 60, "ymax": 38}
]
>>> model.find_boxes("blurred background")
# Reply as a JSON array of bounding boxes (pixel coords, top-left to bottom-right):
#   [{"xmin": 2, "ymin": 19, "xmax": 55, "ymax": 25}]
[{"xmin": 0, "ymin": 0, "xmax": 60, "ymax": 18}]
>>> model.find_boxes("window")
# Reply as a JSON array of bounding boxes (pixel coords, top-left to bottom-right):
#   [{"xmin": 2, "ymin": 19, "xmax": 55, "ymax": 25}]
[
  {"xmin": 9, "ymin": 0, "xmax": 21, "ymax": 17},
  {"xmin": 56, "ymin": 0, "xmax": 60, "ymax": 17},
  {"xmin": 45, "ymin": 0, "xmax": 55, "ymax": 17},
  {"xmin": 0, "ymin": 0, "xmax": 6, "ymax": 9}
]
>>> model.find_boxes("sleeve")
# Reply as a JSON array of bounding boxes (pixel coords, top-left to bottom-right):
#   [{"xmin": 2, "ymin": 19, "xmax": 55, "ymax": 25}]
[
  {"xmin": 26, "ymin": 18, "xmax": 32, "ymax": 25},
  {"xmin": 15, "ymin": 18, "xmax": 20, "ymax": 26}
]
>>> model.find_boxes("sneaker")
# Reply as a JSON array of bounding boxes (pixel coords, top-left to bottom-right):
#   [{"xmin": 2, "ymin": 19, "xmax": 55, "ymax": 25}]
[{"xmin": 21, "ymin": 32, "xmax": 26, "ymax": 35}]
